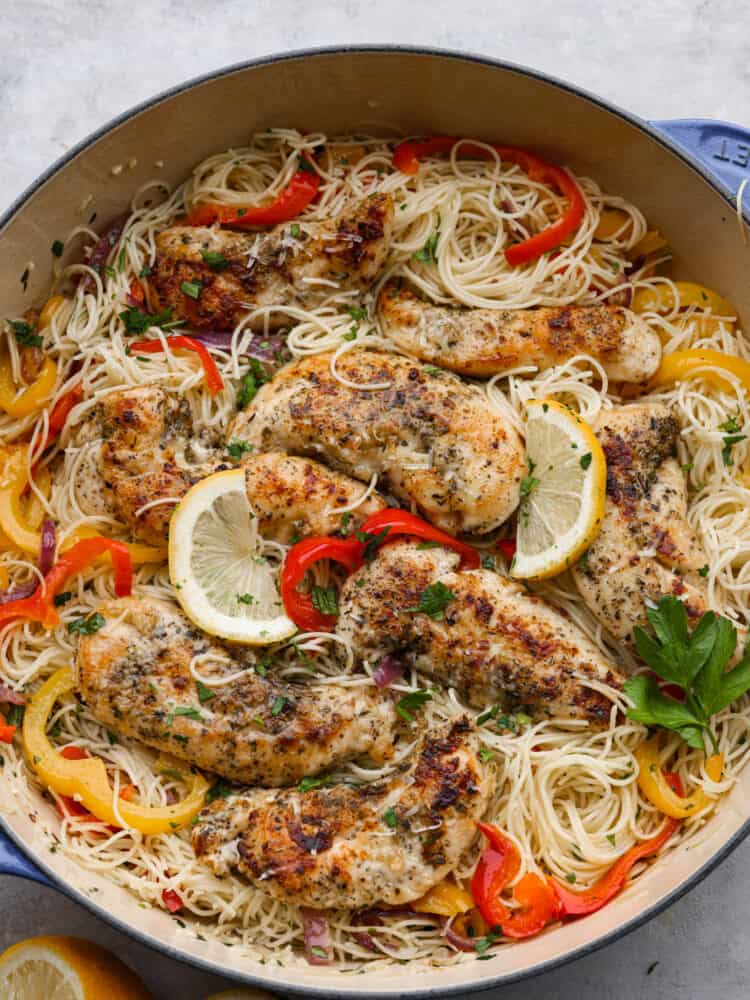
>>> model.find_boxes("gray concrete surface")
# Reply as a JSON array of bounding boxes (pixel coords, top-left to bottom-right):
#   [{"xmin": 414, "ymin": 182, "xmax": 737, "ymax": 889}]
[{"xmin": 2, "ymin": 1, "xmax": 749, "ymax": 996}]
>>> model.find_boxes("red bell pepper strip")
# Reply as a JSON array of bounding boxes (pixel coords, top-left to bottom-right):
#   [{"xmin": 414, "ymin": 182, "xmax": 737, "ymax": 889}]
[
  {"xmin": 0, "ymin": 537, "xmax": 132, "ymax": 631},
  {"xmin": 471, "ymin": 823, "xmax": 558, "ymax": 938},
  {"xmin": 497, "ymin": 539, "xmax": 516, "ymax": 562},
  {"xmin": 162, "ymin": 888, "xmax": 184, "ymax": 913},
  {"xmin": 358, "ymin": 509, "xmax": 480, "ymax": 569},
  {"xmin": 548, "ymin": 772, "xmax": 684, "ymax": 918},
  {"xmin": 129, "ymin": 336, "xmax": 224, "ymax": 397},
  {"xmin": 280, "ymin": 536, "xmax": 364, "ymax": 632},
  {"xmin": 391, "ymin": 136, "xmax": 585, "ymax": 266},
  {"xmin": 184, "ymin": 164, "xmax": 320, "ymax": 229},
  {"xmin": 0, "ymin": 716, "xmax": 16, "ymax": 743}
]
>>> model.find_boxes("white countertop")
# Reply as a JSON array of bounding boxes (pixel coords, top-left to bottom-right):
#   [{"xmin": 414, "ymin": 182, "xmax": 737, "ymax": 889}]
[{"xmin": 2, "ymin": 2, "xmax": 749, "ymax": 997}]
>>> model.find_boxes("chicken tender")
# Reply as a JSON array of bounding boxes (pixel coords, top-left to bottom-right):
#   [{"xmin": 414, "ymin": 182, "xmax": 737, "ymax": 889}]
[
  {"xmin": 231, "ymin": 350, "xmax": 526, "ymax": 534},
  {"xmin": 572, "ymin": 402, "xmax": 709, "ymax": 647},
  {"xmin": 378, "ymin": 281, "xmax": 661, "ymax": 383},
  {"xmin": 192, "ymin": 716, "xmax": 490, "ymax": 909},
  {"xmin": 336, "ymin": 541, "xmax": 623, "ymax": 725},
  {"xmin": 150, "ymin": 194, "xmax": 393, "ymax": 331},
  {"xmin": 74, "ymin": 598, "xmax": 398, "ymax": 786},
  {"xmin": 83, "ymin": 386, "xmax": 386, "ymax": 546}
]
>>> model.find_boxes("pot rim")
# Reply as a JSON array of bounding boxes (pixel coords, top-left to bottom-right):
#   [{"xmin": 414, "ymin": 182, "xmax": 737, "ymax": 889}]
[{"xmin": 1, "ymin": 43, "xmax": 748, "ymax": 998}]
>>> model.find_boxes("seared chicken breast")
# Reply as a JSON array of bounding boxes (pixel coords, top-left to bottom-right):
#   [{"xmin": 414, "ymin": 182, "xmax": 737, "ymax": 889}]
[
  {"xmin": 192, "ymin": 716, "xmax": 490, "ymax": 909},
  {"xmin": 378, "ymin": 281, "xmax": 661, "ymax": 382},
  {"xmin": 336, "ymin": 541, "xmax": 624, "ymax": 725},
  {"xmin": 85, "ymin": 386, "xmax": 386, "ymax": 545},
  {"xmin": 572, "ymin": 403, "xmax": 708, "ymax": 646},
  {"xmin": 231, "ymin": 350, "xmax": 526, "ymax": 534},
  {"xmin": 149, "ymin": 194, "xmax": 393, "ymax": 331},
  {"xmin": 75, "ymin": 598, "xmax": 399, "ymax": 786}
]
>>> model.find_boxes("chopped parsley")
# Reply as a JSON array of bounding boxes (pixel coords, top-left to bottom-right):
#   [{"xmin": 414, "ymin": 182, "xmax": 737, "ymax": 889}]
[
  {"xmin": 180, "ymin": 280, "xmax": 202, "ymax": 300},
  {"xmin": 477, "ymin": 704, "xmax": 500, "ymax": 725},
  {"xmin": 474, "ymin": 929, "xmax": 501, "ymax": 954},
  {"xmin": 290, "ymin": 223, "xmax": 301, "ymax": 239},
  {"xmin": 339, "ymin": 511, "xmax": 352, "ymax": 535},
  {"xmin": 53, "ymin": 591, "xmax": 72, "ymax": 607},
  {"xmin": 200, "ymin": 249, "xmax": 228, "ymax": 271},
  {"xmin": 298, "ymin": 775, "xmax": 331, "ymax": 792},
  {"xmin": 481, "ymin": 553, "xmax": 496, "ymax": 570},
  {"xmin": 298, "ymin": 156, "xmax": 317, "ymax": 174},
  {"xmin": 478, "ymin": 746, "xmax": 495, "ymax": 763},
  {"xmin": 416, "ymin": 541, "xmax": 441, "ymax": 551},
  {"xmin": 270, "ymin": 695, "xmax": 287, "ymax": 717},
  {"xmin": 698, "ymin": 564, "xmax": 709, "ymax": 578},
  {"xmin": 383, "ymin": 806, "xmax": 398, "ymax": 828},
  {"xmin": 405, "ymin": 581, "xmax": 456, "ymax": 621},
  {"xmin": 580, "ymin": 452, "xmax": 592, "ymax": 470},
  {"xmin": 67, "ymin": 612, "xmax": 106, "ymax": 635},
  {"xmin": 342, "ymin": 328, "xmax": 358, "ymax": 342},
  {"xmin": 119, "ymin": 305, "xmax": 175, "ymax": 336},
  {"xmin": 355, "ymin": 526, "xmax": 390, "ymax": 563},
  {"xmin": 395, "ymin": 689, "xmax": 433, "ymax": 722},
  {"xmin": 206, "ymin": 779, "xmax": 232, "ymax": 804},
  {"xmin": 606, "ymin": 833, "xmax": 616, "ymax": 847},
  {"xmin": 8, "ymin": 320, "xmax": 42, "ymax": 348},
  {"xmin": 311, "ymin": 585, "xmax": 338, "ymax": 617},
  {"xmin": 226, "ymin": 440, "xmax": 254, "ymax": 461},
  {"xmin": 565, "ymin": 872, "xmax": 577, "ymax": 884},
  {"xmin": 196, "ymin": 681, "xmax": 216, "ymax": 703},
  {"xmin": 520, "ymin": 456, "xmax": 539, "ymax": 497},
  {"xmin": 5, "ymin": 704, "xmax": 24, "ymax": 727},
  {"xmin": 51, "ymin": 239, "xmax": 64, "ymax": 258},
  {"xmin": 423, "ymin": 365, "xmax": 441, "ymax": 375},
  {"xmin": 237, "ymin": 593, "xmax": 255, "ymax": 605},
  {"xmin": 347, "ymin": 306, "xmax": 367, "ymax": 322},
  {"xmin": 236, "ymin": 359, "xmax": 270, "ymax": 409},
  {"xmin": 173, "ymin": 706, "xmax": 202, "ymax": 721},
  {"xmin": 413, "ymin": 230, "xmax": 440, "ymax": 264}
]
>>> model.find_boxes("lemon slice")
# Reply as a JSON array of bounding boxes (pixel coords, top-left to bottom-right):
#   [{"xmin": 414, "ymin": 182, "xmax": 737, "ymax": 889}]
[
  {"xmin": 512, "ymin": 399, "xmax": 606, "ymax": 580},
  {"xmin": 169, "ymin": 468, "xmax": 295, "ymax": 644},
  {"xmin": 0, "ymin": 936, "xmax": 150, "ymax": 999}
]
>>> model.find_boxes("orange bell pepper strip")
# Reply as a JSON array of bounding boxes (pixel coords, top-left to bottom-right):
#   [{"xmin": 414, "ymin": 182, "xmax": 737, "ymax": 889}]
[
  {"xmin": 391, "ymin": 137, "xmax": 585, "ymax": 266},
  {"xmin": 185, "ymin": 162, "xmax": 320, "ymax": 228},
  {"xmin": 0, "ymin": 714, "xmax": 16, "ymax": 743},
  {"xmin": 23, "ymin": 668, "xmax": 209, "ymax": 834},
  {"xmin": 635, "ymin": 737, "xmax": 724, "ymax": 819},
  {"xmin": 471, "ymin": 823, "xmax": 559, "ymax": 938},
  {"xmin": 129, "ymin": 336, "xmax": 224, "ymax": 396},
  {"xmin": 0, "ymin": 537, "xmax": 132, "ymax": 630}
]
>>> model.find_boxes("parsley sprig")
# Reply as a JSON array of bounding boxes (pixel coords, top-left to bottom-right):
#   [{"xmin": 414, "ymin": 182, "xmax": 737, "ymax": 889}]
[
  {"xmin": 624, "ymin": 595, "xmax": 750, "ymax": 752},
  {"xmin": 405, "ymin": 581, "xmax": 456, "ymax": 621}
]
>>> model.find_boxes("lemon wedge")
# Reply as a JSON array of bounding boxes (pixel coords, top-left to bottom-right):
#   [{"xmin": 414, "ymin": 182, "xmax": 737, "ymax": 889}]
[
  {"xmin": 512, "ymin": 399, "xmax": 606, "ymax": 580},
  {"xmin": 168, "ymin": 468, "xmax": 295, "ymax": 644},
  {"xmin": 0, "ymin": 936, "xmax": 150, "ymax": 999}
]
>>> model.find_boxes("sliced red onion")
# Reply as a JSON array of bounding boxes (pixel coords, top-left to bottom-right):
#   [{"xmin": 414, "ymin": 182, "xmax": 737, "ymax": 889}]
[
  {"xmin": 0, "ymin": 582, "xmax": 37, "ymax": 605},
  {"xmin": 0, "ymin": 684, "xmax": 25, "ymax": 706},
  {"xmin": 79, "ymin": 214, "xmax": 129, "ymax": 292},
  {"xmin": 373, "ymin": 655, "xmax": 404, "ymax": 689},
  {"xmin": 352, "ymin": 930, "xmax": 380, "ymax": 952},
  {"xmin": 185, "ymin": 330, "xmax": 289, "ymax": 364},
  {"xmin": 441, "ymin": 918, "xmax": 479, "ymax": 952},
  {"xmin": 39, "ymin": 520, "xmax": 56, "ymax": 577},
  {"xmin": 165, "ymin": 787, "xmax": 179, "ymax": 805},
  {"xmin": 301, "ymin": 907, "xmax": 332, "ymax": 965}
]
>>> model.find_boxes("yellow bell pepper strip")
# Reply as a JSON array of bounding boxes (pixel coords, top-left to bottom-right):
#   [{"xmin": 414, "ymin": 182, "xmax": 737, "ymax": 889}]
[
  {"xmin": 0, "ymin": 446, "xmax": 44, "ymax": 554},
  {"xmin": 38, "ymin": 295, "xmax": 66, "ymax": 331},
  {"xmin": 628, "ymin": 230, "xmax": 668, "ymax": 261},
  {"xmin": 648, "ymin": 349, "xmax": 750, "ymax": 398},
  {"xmin": 594, "ymin": 208, "xmax": 632, "ymax": 241},
  {"xmin": 61, "ymin": 526, "xmax": 166, "ymax": 565},
  {"xmin": 0, "ymin": 537, "xmax": 132, "ymax": 631},
  {"xmin": 633, "ymin": 281, "xmax": 736, "ymax": 318},
  {"xmin": 23, "ymin": 667, "xmax": 209, "ymax": 834},
  {"xmin": 635, "ymin": 737, "xmax": 724, "ymax": 819},
  {"xmin": 412, "ymin": 878, "xmax": 475, "ymax": 917},
  {"xmin": 0, "ymin": 348, "xmax": 57, "ymax": 418}
]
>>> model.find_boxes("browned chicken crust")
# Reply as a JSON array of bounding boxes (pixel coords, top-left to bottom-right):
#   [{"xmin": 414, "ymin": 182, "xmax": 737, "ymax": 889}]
[
  {"xmin": 88, "ymin": 386, "xmax": 386, "ymax": 545},
  {"xmin": 192, "ymin": 716, "xmax": 490, "ymax": 909},
  {"xmin": 75, "ymin": 598, "xmax": 399, "ymax": 786},
  {"xmin": 572, "ymin": 403, "xmax": 709, "ymax": 647},
  {"xmin": 377, "ymin": 281, "xmax": 661, "ymax": 382},
  {"xmin": 336, "ymin": 541, "xmax": 624, "ymax": 725},
  {"xmin": 149, "ymin": 194, "xmax": 393, "ymax": 331},
  {"xmin": 231, "ymin": 350, "xmax": 526, "ymax": 534}
]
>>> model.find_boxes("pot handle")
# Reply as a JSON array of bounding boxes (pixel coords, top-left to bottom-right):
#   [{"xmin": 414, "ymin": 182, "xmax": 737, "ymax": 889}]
[
  {"xmin": 650, "ymin": 118, "xmax": 750, "ymax": 199},
  {"xmin": 0, "ymin": 826, "xmax": 53, "ymax": 886}
]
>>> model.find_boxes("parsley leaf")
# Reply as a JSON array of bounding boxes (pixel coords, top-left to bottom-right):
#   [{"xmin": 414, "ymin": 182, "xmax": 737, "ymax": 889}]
[
  {"xmin": 520, "ymin": 475, "xmax": 539, "ymax": 497},
  {"xmin": 237, "ymin": 593, "xmax": 255, "ymax": 605},
  {"xmin": 226, "ymin": 439, "xmax": 254, "ymax": 461},
  {"xmin": 413, "ymin": 230, "xmax": 440, "ymax": 264},
  {"xmin": 67, "ymin": 613, "xmax": 106, "ymax": 635},
  {"xmin": 236, "ymin": 359, "xmax": 270, "ymax": 409},
  {"xmin": 298, "ymin": 775, "xmax": 331, "ymax": 792},
  {"xmin": 200, "ymin": 249, "xmax": 228, "ymax": 270},
  {"xmin": 624, "ymin": 595, "xmax": 750, "ymax": 752},
  {"xmin": 53, "ymin": 591, "xmax": 72, "ymax": 607},
  {"xmin": 580, "ymin": 452, "xmax": 592, "ymax": 470},
  {"xmin": 206, "ymin": 779, "xmax": 232, "ymax": 804},
  {"xmin": 270, "ymin": 695, "xmax": 287, "ymax": 717},
  {"xmin": 347, "ymin": 306, "xmax": 367, "ymax": 322},
  {"xmin": 405, "ymin": 581, "xmax": 456, "ymax": 621},
  {"xmin": 119, "ymin": 305, "xmax": 174, "ymax": 336},
  {"xmin": 196, "ymin": 681, "xmax": 216, "ymax": 703},
  {"xmin": 8, "ymin": 320, "xmax": 42, "ymax": 347},
  {"xmin": 180, "ymin": 280, "xmax": 202, "ymax": 300},
  {"xmin": 311, "ymin": 585, "xmax": 338, "ymax": 616},
  {"xmin": 174, "ymin": 706, "xmax": 202, "ymax": 721},
  {"xmin": 355, "ymin": 526, "xmax": 390, "ymax": 563},
  {"xmin": 383, "ymin": 806, "xmax": 398, "ymax": 828},
  {"xmin": 395, "ymin": 689, "xmax": 433, "ymax": 722}
]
